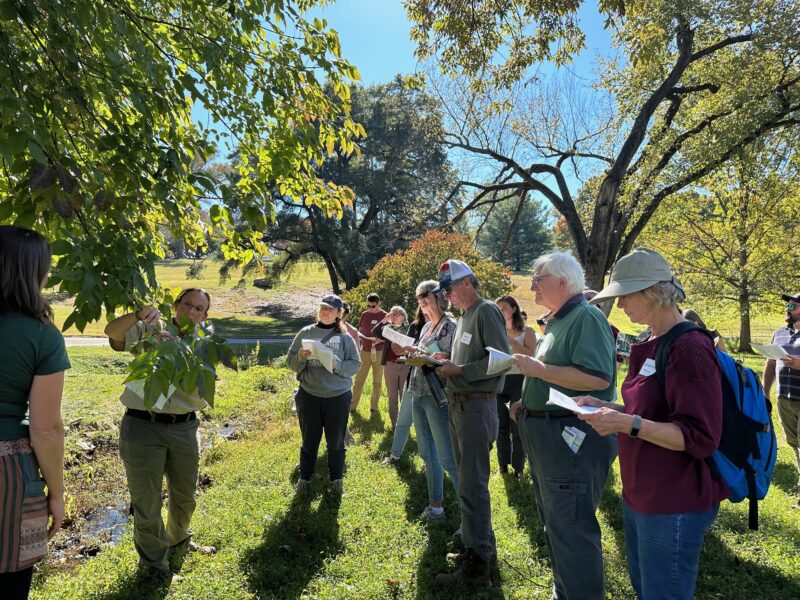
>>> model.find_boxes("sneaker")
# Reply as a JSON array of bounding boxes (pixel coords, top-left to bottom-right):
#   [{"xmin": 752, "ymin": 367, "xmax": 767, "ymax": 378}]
[
  {"xmin": 295, "ymin": 478, "xmax": 312, "ymax": 493},
  {"xmin": 344, "ymin": 429, "xmax": 356, "ymax": 447},
  {"xmin": 451, "ymin": 527, "xmax": 464, "ymax": 548},
  {"xmin": 381, "ymin": 454, "xmax": 400, "ymax": 466},
  {"xmin": 419, "ymin": 506, "xmax": 446, "ymax": 522},
  {"xmin": 330, "ymin": 478, "xmax": 344, "ymax": 494},
  {"xmin": 446, "ymin": 550, "xmax": 497, "ymax": 566},
  {"xmin": 435, "ymin": 549, "xmax": 491, "ymax": 588}
]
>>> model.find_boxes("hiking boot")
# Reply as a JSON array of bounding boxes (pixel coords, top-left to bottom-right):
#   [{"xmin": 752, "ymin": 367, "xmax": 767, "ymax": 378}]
[
  {"xmin": 381, "ymin": 454, "xmax": 400, "ymax": 466},
  {"xmin": 295, "ymin": 478, "xmax": 312, "ymax": 494},
  {"xmin": 330, "ymin": 478, "xmax": 344, "ymax": 494},
  {"xmin": 435, "ymin": 549, "xmax": 491, "ymax": 588},
  {"xmin": 143, "ymin": 567, "xmax": 183, "ymax": 584},
  {"xmin": 419, "ymin": 505, "xmax": 446, "ymax": 522},
  {"xmin": 169, "ymin": 537, "xmax": 216, "ymax": 560}
]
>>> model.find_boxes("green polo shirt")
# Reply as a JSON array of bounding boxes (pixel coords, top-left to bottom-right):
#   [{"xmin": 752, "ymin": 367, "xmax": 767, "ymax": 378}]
[
  {"xmin": 0, "ymin": 313, "xmax": 71, "ymax": 440},
  {"xmin": 522, "ymin": 295, "xmax": 616, "ymax": 410}
]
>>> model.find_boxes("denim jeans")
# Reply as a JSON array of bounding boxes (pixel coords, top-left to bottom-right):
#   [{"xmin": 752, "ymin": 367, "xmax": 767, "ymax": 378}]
[
  {"xmin": 412, "ymin": 394, "xmax": 460, "ymax": 504},
  {"xmin": 390, "ymin": 389, "xmax": 414, "ymax": 458},
  {"xmin": 296, "ymin": 387, "xmax": 351, "ymax": 480},
  {"xmin": 623, "ymin": 500, "xmax": 719, "ymax": 600}
]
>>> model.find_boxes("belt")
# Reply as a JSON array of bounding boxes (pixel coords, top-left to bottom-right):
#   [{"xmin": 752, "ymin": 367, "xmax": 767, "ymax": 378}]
[
  {"xmin": 521, "ymin": 408, "xmax": 575, "ymax": 419},
  {"xmin": 448, "ymin": 391, "xmax": 497, "ymax": 402},
  {"xmin": 126, "ymin": 408, "xmax": 196, "ymax": 424}
]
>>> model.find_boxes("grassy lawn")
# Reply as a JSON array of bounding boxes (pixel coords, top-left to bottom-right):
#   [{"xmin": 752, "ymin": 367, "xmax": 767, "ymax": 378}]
[
  {"xmin": 32, "ymin": 346, "xmax": 800, "ymax": 599},
  {"xmin": 51, "ymin": 260, "xmax": 330, "ymax": 337}
]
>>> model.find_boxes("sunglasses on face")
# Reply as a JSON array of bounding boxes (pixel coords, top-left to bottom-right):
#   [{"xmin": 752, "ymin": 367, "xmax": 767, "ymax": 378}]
[
  {"xmin": 416, "ymin": 291, "xmax": 431, "ymax": 300},
  {"xmin": 367, "ymin": 303, "xmax": 378, "ymax": 308},
  {"xmin": 788, "ymin": 303, "xmax": 798, "ymax": 311}
]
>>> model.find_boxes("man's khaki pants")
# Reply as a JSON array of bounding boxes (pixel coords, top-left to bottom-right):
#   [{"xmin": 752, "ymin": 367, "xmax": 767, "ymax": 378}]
[
  {"xmin": 119, "ymin": 414, "xmax": 199, "ymax": 572},
  {"xmin": 351, "ymin": 349, "xmax": 384, "ymax": 411}
]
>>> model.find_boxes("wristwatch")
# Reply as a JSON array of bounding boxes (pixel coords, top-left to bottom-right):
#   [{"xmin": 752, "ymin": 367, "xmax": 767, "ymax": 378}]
[{"xmin": 629, "ymin": 414, "xmax": 642, "ymax": 438}]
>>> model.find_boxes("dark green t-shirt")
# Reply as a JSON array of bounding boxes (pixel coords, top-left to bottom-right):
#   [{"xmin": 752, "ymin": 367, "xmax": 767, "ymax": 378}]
[
  {"xmin": 522, "ymin": 297, "xmax": 616, "ymax": 410},
  {"xmin": 0, "ymin": 313, "xmax": 71, "ymax": 440}
]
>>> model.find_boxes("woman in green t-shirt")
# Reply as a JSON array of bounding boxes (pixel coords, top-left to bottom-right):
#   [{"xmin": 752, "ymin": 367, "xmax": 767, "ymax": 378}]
[{"xmin": 0, "ymin": 226, "xmax": 70, "ymax": 599}]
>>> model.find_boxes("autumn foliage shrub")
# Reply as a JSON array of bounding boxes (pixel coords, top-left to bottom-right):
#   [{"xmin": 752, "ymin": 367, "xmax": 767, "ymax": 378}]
[{"xmin": 342, "ymin": 231, "xmax": 514, "ymax": 319}]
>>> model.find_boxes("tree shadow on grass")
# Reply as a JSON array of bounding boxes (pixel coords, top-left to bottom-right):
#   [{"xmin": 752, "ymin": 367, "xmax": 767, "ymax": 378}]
[
  {"xmin": 771, "ymin": 460, "xmax": 799, "ymax": 497},
  {"xmin": 349, "ymin": 409, "xmax": 385, "ymax": 447},
  {"xmin": 89, "ymin": 568, "xmax": 174, "ymax": 600},
  {"xmin": 698, "ymin": 524, "xmax": 800, "ymax": 599},
  {"xmin": 239, "ymin": 458, "xmax": 343, "ymax": 600}
]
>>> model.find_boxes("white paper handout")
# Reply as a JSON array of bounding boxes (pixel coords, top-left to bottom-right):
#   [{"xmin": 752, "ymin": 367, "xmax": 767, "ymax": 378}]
[
  {"xmin": 750, "ymin": 343, "xmax": 790, "ymax": 360},
  {"xmin": 486, "ymin": 346, "xmax": 515, "ymax": 376},
  {"xmin": 302, "ymin": 339, "xmax": 336, "ymax": 372},
  {"xmin": 125, "ymin": 380, "xmax": 176, "ymax": 411},
  {"xmin": 380, "ymin": 326, "xmax": 416, "ymax": 348},
  {"xmin": 546, "ymin": 387, "xmax": 600, "ymax": 415}
]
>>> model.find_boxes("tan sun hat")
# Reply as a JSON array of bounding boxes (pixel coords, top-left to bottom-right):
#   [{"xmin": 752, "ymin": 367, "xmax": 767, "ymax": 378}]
[{"xmin": 589, "ymin": 248, "xmax": 686, "ymax": 306}]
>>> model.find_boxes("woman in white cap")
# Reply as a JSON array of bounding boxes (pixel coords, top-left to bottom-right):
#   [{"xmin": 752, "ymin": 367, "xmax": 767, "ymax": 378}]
[
  {"xmin": 576, "ymin": 248, "xmax": 727, "ymax": 600},
  {"xmin": 287, "ymin": 294, "xmax": 361, "ymax": 493}
]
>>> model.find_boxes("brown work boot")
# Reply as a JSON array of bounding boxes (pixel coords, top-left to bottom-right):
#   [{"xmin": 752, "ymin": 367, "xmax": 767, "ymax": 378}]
[{"xmin": 435, "ymin": 549, "xmax": 492, "ymax": 588}]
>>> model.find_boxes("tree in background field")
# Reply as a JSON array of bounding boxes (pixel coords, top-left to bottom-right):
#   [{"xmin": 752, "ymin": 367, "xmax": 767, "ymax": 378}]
[
  {"xmin": 476, "ymin": 196, "xmax": 552, "ymax": 271},
  {"xmin": 407, "ymin": 0, "xmax": 800, "ymax": 289},
  {"xmin": 641, "ymin": 146, "xmax": 799, "ymax": 350},
  {"xmin": 343, "ymin": 231, "xmax": 513, "ymax": 319},
  {"xmin": 257, "ymin": 78, "xmax": 457, "ymax": 293},
  {"xmin": 0, "ymin": 0, "xmax": 361, "ymax": 329}
]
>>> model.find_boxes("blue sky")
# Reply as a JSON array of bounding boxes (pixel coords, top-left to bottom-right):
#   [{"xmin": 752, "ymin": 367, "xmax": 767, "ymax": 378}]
[{"xmin": 311, "ymin": 0, "xmax": 612, "ymax": 85}]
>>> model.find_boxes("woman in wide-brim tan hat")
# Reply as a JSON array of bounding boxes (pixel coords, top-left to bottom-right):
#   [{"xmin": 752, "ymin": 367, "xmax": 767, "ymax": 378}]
[{"xmin": 575, "ymin": 247, "xmax": 728, "ymax": 600}]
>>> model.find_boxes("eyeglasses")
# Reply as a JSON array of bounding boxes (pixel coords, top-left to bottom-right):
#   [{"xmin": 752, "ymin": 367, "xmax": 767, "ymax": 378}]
[
  {"xmin": 416, "ymin": 291, "xmax": 431, "ymax": 300},
  {"xmin": 531, "ymin": 274, "xmax": 553, "ymax": 286},
  {"xmin": 788, "ymin": 303, "xmax": 798, "ymax": 311},
  {"xmin": 443, "ymin": 278, "xmax": 465, "ymax": 296}
]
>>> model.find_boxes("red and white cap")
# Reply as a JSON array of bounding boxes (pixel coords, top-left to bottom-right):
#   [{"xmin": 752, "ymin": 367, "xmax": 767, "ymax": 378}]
[{"xmin": 432, "ymin": 259, "xmax": 474, "ymax": 293}]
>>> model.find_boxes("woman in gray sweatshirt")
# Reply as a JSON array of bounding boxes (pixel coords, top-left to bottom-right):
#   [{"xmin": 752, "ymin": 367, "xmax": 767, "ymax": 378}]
[{"xmin": 286, "ymin": 294, "xmax": 361, "ymax": 493}]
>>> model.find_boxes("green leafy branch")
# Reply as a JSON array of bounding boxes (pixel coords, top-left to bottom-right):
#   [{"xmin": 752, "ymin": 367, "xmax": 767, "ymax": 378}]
[{"xmin": 123, "ymin": 315, "xmax": 238, "ymax": 409}]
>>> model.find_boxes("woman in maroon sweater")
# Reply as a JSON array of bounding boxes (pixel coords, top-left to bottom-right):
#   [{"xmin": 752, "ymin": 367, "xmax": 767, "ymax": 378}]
[{"xmin": 576, "ymin": 248, "xmax": 727, "ymax": 600}]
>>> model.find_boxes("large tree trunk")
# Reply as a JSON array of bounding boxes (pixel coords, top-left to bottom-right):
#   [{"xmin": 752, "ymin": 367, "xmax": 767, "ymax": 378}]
[
  {"xmin": 737, "ymin": 286, "xmax": 752, "ymax": 352},
  {"xmin": 321, "ymin": 253, "xmax": 341, "ymax": 295}
]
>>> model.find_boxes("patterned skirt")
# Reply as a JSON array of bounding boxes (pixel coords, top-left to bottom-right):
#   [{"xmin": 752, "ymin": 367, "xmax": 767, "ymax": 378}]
[{"xmin": 0, "ymin": 438, "xmax": 48, "ymax": 573}]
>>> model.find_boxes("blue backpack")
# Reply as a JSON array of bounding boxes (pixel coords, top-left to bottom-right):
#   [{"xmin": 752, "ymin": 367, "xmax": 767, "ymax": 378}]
[{"xmin": 655, "ymin": 322, "xmax": 777, "ymax": 530}]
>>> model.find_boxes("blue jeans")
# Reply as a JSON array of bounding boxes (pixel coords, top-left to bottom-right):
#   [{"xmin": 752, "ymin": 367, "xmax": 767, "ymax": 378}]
[
  {"xmin": 412, "ymin": 394, "xmax": 459, "ymax": 503},
  {"xmin": 390, "ymin": 390, "xmax": 414, "ymax": 458},
  {"xmin": 623, "ymin": 500, "xmax": 719, "ymax": 600}
]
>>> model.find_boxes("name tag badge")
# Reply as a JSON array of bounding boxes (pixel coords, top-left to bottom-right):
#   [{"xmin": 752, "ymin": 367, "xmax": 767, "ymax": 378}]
[
  {"xmin": 371, "ymin": 320, "xmax": 378, "ymax": 324},
  {"xmin": 460, "ymin": 332, "xmax": 473, "ymax": 345},
  {"xmin": 639, "ymin": 358, "xmax": 656, "ymax": 377}
]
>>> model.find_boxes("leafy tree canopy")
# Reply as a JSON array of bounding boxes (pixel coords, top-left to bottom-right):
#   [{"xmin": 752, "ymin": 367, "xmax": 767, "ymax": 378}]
[
  {"xmin": 0, "ymin": 0, "xmax": 362, "ymax": 330},
  {"xmin": 343, "ymin": 230, "xmax": 513, "ymax": 319}
]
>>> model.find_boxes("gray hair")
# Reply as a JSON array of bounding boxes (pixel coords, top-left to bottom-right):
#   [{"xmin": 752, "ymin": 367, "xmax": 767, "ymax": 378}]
[
  {"xmin": 532, "ymin": 251, "xmax": 585, "ymax": 295},
  {"xmin": 416, "ymin": 279, "xmax": 449, "ymax": 313},
  {"xmin": 640, "ymin": 281, "xmax": 682, "ymax": 309},
  {"xmin": 388, "ymin": 305, "xmax": 408, "ymax": 322}
]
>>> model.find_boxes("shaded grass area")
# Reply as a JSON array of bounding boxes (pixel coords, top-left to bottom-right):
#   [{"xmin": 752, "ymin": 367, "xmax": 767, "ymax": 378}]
[{"xmin": 32, "ymin": 347, "xmax": 800, "ymax": 599}]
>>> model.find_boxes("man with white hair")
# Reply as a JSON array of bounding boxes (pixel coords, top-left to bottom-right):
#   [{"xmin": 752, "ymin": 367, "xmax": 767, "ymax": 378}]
[{"xmin": 510, "ymin": 251, "xmax": 618, "ymax": 600}]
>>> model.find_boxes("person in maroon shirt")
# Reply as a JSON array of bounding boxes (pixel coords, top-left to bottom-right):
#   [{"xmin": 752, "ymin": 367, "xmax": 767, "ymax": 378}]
[
  {"xmin": 576, "ymin": 248, "xmax": 727, "ymax": 600},
  {"xmin": 350, "ymin": 293, "xmax": 387, "ymax": 413}
]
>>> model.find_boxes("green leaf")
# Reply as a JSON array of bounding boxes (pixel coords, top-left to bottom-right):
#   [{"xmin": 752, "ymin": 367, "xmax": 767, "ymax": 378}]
[{"xmin": 27, "ymin": 140, "xmax": 48, "ymax": 165}]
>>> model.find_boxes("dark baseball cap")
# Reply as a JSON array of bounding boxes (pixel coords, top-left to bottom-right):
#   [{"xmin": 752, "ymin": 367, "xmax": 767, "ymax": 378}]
[{"xmin": 320, "ymin": 294, "xmax": 343, "ymax": 310}]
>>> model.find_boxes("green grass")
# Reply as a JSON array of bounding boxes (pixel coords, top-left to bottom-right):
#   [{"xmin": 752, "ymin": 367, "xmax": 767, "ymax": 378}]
[{"xmin": 31, "ymin": 346, "xmax": 800, "ymax": 599}]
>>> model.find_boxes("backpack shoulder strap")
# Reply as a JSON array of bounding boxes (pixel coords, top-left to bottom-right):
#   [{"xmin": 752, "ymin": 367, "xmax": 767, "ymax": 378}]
[{"xmin": 654, "ymin": 322, "xmax": 706, "ymax": 390}]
